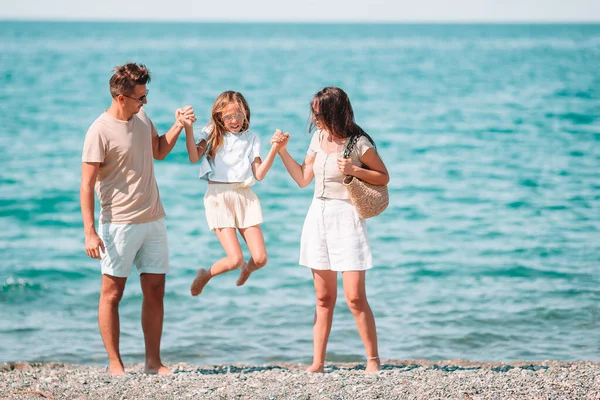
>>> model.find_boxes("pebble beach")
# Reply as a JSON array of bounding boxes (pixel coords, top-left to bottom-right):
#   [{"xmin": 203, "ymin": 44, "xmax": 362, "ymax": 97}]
[{"xmin": 2, "ymin": 360, "xmax": 599, "ymax": 399}]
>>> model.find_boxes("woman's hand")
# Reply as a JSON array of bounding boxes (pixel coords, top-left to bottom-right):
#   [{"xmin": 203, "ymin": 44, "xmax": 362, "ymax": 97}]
[
  {"xmin": 271, "ymin": 129, "xmax": 290, "ymax": 152},
  {"xmin": 337, "ymin": 157, "xmax": 356, "ymax": 176}
]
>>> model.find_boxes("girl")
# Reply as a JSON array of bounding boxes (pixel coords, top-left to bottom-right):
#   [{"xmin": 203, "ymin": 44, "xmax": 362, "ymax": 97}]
[
  {"xmin": 181, "ymin": 91, "xmax": 282, "ymax": 296},
  {"xmin": 271, "ymin": 87, "xmax": 389, "ymax": 373}
]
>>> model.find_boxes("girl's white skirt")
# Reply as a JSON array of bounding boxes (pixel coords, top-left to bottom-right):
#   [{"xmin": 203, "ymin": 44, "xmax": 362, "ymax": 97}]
[
  {"xmin": 204, "ymin": 183, "xmax": 263, "ymax": 231},
  {"xmin": 300, "ymin": 197, "xmax": 373, "ymax": 271}
]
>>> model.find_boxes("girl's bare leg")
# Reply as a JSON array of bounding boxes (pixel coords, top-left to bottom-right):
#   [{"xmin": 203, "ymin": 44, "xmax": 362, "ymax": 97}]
[
  {"xmin": 190, "ymin": 228, "xmax": 244, "ymax": 296},
  {"xmin": 236, "ymin": 225, "xmax": 267, "ymax": 286}
]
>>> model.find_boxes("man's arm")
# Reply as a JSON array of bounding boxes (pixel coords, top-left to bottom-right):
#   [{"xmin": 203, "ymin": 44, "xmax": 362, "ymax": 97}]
[
  {"xmin": 152, "ymin": 122, "xmax": 183, "ymax": 160},
  {"xmin": 80, "ymin": 162, "xmax": 105, "ymax": 259},
  {"xmin": 152, "ymin": 106, "xmax": 196, "ymax": 160}
]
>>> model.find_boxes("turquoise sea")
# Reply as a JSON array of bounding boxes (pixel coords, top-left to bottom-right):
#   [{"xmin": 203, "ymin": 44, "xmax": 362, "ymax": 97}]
[{"xmin": 1, "ymin": 22, "xmax": 599, "ymax": 366}]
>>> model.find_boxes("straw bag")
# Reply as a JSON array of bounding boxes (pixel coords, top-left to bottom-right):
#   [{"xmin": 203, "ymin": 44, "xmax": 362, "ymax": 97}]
[{"xmin": 342, "ymin": 135, "xmax": 389, "ymax": 219}]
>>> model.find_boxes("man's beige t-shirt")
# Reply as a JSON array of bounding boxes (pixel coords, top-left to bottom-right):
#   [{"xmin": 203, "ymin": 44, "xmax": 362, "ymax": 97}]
[{"xmin": 82, "ymin": 108, "xmax": 165, "ymax": 224}]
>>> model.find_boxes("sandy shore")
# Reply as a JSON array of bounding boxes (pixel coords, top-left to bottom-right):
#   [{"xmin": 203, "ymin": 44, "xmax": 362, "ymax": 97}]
[{"xmin": 1, "ymin": 360, "xmax": 598, "ymax": 399}]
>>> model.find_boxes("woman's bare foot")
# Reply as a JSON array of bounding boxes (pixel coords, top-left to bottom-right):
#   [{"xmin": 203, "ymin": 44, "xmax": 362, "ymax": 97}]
[
  {"xmin": 144, "ymin": 364, "xmax": 172, "ymax": 375},
  {"xmin": 236, "ymin": 263, "xmax": 252, "ymax": 286},
  {"xmin": 365, "ymin": 357, "xmax": 381, "ymax": 373},
  {"xmin": 305, "ymin": 363, "xmax": 324, "ymax": 373},
  {"xmin": 109, "ymin": 364, "xmax": 126, "ymax": 376},
  {"xmin": 190, "ymin": 268, "xmax": 210, "ymax": 296}
]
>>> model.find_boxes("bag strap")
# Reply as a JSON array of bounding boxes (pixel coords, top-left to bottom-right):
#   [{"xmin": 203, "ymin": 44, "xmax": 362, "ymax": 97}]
[{"xmin": 342, "ymin": 134, "xmax": 361, "ymax": 159}]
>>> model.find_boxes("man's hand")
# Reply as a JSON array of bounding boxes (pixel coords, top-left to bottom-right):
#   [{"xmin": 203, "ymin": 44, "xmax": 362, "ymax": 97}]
[
  {"xmin": 85, "ymin": 232, "xmax": 105, "ymax": 259},
  {"xmin": 176, "ymin": 106, "xmax": 196, "ymax": 128}
]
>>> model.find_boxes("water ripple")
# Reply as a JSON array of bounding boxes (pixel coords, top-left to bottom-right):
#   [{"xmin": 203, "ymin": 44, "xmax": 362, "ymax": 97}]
[{"xmin": 1, "ymin": 22, "xmax": 599, "ymax": 365}]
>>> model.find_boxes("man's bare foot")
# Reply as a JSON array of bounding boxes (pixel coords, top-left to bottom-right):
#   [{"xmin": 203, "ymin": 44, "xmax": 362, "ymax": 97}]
[
  {"xmin": 236, "ymin": 263, "xmax": 252, "ymax": 286},
  {"xmin": 365, "ymin": 357, "xmax": 381, "ymax": 373},
  {"xmin": 190, "ymin": 268, "xmax": 210, "ymax": 296},
  {"xmin": 144, "ymin": 364, "xmax": 172, "ymax": 375},
  {"xmin": 305, "ymin": 363, "xmax": 324, "ymax": 373},
  {"xmin": 109, "ymin": 364, "xmax": 126, "ymax": 376}
]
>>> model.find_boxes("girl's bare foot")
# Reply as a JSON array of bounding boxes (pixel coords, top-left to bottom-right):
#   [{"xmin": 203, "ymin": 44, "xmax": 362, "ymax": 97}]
[
  {"xmin": 144, "ymin": 364, "xmax": 172, "ymax": 375},
  {"xmin": 305, "ymin": 363, "xmax": 324, "ymax": 373},
  {"xmin": 365, "ymin": 357, "xmax": 381, "ymax": 373},
  {"xmin": 236, "ymin": 263, "xmax": 251, "ymax": 286},
  {"xmin": 190, "ymin": 268, "xmax": 210, "ymax": 296}
]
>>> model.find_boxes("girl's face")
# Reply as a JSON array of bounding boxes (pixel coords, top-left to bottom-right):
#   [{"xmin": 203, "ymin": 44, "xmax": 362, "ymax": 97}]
[
  {"xmin": 311, "ymin": 102, "xmax": 324, "ymax": 130},
  {"xmin": 221, "ymin": 103, "xmax": 246, "ymax": 133}
]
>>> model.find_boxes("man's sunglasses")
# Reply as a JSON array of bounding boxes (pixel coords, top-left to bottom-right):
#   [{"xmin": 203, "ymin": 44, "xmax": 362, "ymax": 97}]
[{"xmin": 122, "ymin": 90, "xmax": 149, "ymax": 103}]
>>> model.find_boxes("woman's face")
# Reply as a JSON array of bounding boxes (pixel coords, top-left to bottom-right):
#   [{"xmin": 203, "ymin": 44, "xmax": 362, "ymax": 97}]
[
  {"xmin": 311, "ymin": 103, "xmax": 324, "ymax": 130},
  {"xmin": 221, "ymin": 103, "xmax": 246, "ymax": 133}
]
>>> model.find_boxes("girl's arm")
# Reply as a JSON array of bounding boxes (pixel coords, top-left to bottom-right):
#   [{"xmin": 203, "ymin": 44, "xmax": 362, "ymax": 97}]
[
  {"xmin": 252, "ymin": 143, "xmax": 279, "ymax": 181},
  {"xmin": 337, "ymin": 148, "xmax": 389, "ymax": 186},
  {"xmin": 184, "ymin": 123, "xmax": 207, "ymax": 164}
]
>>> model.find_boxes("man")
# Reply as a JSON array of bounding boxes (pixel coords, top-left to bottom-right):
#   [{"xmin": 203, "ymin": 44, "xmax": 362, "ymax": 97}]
[{"xmin": 80, "ymin": 62, "xmax": 194, "ymax": 376}]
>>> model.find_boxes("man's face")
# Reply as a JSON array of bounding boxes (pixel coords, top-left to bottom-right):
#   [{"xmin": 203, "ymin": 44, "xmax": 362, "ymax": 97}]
[{"xmin": 121, "ymin": 84, "xmax": 148, "ymax": 114}]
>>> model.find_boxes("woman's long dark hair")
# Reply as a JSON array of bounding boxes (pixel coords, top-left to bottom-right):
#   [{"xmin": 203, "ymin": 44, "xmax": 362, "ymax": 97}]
[{"xmin": 309, "ymin": 86, "xmax": 375, "ymax": 148}]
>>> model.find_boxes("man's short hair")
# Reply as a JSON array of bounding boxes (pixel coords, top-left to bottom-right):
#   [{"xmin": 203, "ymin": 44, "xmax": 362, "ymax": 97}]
[{"xmin": 109, "ymin": 62, "xmax": 151, "ymax": 98}]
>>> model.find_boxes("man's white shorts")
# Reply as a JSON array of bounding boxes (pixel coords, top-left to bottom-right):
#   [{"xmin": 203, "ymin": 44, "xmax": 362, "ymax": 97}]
[{"xmin": 99, "ymin": 218, "xmax": 169, "ymax": 278}]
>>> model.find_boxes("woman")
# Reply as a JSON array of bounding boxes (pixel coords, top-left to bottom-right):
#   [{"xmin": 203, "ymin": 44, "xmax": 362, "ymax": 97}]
[{"xmin": 272, "ymin": 87, "xmax": 389, "ymax": 373}]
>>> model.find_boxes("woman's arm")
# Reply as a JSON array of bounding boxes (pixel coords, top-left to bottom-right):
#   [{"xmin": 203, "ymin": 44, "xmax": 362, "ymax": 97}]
[
  {"xmin": 270, "ymin": 130, "xmax": 315, "ymax": 188},
  {"xmin": 278, "ymin": 148, "xmax": 315, "ymax": 188},
  {"xmin": 337, "ymin": 148, "xmax": 389, "ymax": 186}
]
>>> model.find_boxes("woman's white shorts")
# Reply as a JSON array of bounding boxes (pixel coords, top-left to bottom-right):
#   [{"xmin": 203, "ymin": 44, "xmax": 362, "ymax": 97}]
[
  {"xmin": 300, "ymin": 197, "xmax": 373, "ymax": 271},
  {"xmin": 204, "ymin": 183, "xmax": 263, "ymax": 231}
]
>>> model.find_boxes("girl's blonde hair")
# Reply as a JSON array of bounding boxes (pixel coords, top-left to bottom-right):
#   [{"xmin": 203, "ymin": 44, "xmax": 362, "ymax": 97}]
[{"xmin": 206, "ymin": 91, "xmax": 251, "ymax": 160}]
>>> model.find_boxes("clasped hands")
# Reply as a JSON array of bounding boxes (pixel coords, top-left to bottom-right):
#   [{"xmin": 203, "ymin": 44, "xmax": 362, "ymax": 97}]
[
  {"xmin": 270, "ymin": 130, "xmax": 355, "ymax": 175},
  {"xmin": 176, "ymin": 106, "xmax": 196, "ymax": 128},
  {"xmin": 270, "ymin": 129, "xmax": 290, "ymax": 152}
]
